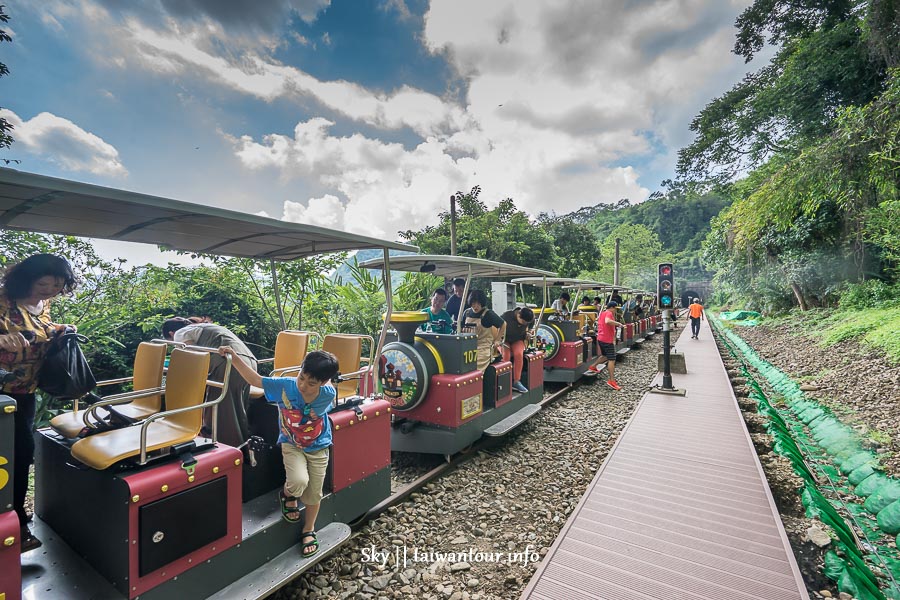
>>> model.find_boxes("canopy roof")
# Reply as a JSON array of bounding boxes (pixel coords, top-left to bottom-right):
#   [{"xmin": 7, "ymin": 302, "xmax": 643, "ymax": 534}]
[
  {"xmin": 0, "ymin": 169, "xmax": 417, "ymax": 260},
  {"xmin": 358, "ymin": 254, "xmax": 555, "ymax": 278},
  {"xmin": 510, "ymin": 277, "xmax": 612, "ymax": 288}
]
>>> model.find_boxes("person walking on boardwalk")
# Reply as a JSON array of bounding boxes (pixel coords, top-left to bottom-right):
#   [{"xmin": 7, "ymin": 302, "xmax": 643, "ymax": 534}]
[
  {"xmin": 689, "ymin": 298, "xmax": 704, "ymax": 339},
  {"xmin": 588, "ymin": 300, "xmax": 625, "ymax": 390}
]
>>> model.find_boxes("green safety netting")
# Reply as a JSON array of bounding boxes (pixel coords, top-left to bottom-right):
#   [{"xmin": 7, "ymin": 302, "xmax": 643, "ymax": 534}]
[
  {"xmin": 719, "ymin": 310, "xmax": 762, "ymax": 326},
  {"xmin": 711, "ymin": 316, "xmax": 900, "ymax": 600}
]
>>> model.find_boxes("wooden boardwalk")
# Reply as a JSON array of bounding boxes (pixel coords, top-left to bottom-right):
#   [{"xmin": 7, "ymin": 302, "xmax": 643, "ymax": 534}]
[{"xmin": 522, "ymin": 318, "xmax": 809, "ymax": 600}]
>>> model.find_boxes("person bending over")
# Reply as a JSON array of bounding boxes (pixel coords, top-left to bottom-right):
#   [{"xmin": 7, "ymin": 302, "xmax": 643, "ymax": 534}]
[
  {"xmin": 219, "ymin": 347, "xmax": 339, "ymax": 558},
  {"xmin": 500, "ymin": 306, "xmax": 534, "ymax": 393},
  {"xmin": 162, "ymin": 317, "xmax": 257, "ymax": 447}
]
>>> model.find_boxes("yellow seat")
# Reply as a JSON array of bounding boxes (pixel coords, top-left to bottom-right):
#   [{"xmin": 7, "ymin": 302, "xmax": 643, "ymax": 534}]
[
  {"xmin": 249, "ymin": 331, "xmax": 312, "ymax": 398},
  {"xmin": 322, "ymin": 334, "xmax": 365, "ymax": 400},
  {"xmin": 49, "ymin": 341, "xmax": 167, "ymax": 439},
  {"xmin": 576, "ymin": 312, "xmax": 596, "ymax": 333},
  {"xmin": 71, "ymin": 348, "xmax": 210, "ymax": 470}
]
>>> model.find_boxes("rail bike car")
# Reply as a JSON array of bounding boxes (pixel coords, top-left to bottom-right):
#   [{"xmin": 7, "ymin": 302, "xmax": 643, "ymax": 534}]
[
  {"xmin": 0, "ymin": 169, "xmax": 418, "ymax": 600},
  {"xmin": 510, "ymin": 278, "xmax": 612, "ymax": 383},
  {"xmin": 357, "ymin": 255, "xmax": 556, "ymax": 457}
]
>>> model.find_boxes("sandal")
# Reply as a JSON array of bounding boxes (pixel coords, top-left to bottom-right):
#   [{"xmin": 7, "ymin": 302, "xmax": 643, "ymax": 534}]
[
  {"xmin": 279, "ymin": 489, "xmax": 301, "ymax": 523},
  {"xmin": 300, "ymin": 530, "xmax": 318, "ymax": 558}
]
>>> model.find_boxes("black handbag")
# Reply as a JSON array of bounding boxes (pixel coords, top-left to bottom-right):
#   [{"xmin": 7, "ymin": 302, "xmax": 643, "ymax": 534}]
[{"xmin": 37, "ymin": 332, "xmax": 97, "ymax": 399}]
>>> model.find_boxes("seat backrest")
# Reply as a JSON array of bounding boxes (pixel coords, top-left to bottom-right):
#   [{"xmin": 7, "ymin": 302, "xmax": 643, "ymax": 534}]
[
  {"xmin": 274, "ymin": 331, "xmax": 310, "ymax": 371},
  {"xmin": 322, "ymin": 334, "xmax": 362, "ymax": 399},
  {"xmin": 130, "ymin": 341, "xmax": 167, "ymax": 409},
  {"xmin": 165, "ymin": 348, "xmax": 211, "ymax": 431}
]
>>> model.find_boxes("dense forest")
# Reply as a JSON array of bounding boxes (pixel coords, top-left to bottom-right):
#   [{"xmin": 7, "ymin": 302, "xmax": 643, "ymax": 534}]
[{"xmin": 680, "ymin": 0, "xmax": 900, "ymax": 312}]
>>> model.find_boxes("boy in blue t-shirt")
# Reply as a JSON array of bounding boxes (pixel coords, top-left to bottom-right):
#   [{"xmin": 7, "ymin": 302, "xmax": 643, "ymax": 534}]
[{"xmin": 219, "ymin": 347, "xmax": 339, "ymax": 558}]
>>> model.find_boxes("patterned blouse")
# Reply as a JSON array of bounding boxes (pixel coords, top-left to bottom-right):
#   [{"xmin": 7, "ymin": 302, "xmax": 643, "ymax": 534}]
[{"xmin": 0, "ymin": 290, "xmax": 60, "ymax": 394}]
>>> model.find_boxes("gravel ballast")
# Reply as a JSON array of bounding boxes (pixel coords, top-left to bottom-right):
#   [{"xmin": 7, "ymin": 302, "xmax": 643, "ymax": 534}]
[{"xmin": 274, "ymin": 335, "xmax": 663, "ymax": 600}]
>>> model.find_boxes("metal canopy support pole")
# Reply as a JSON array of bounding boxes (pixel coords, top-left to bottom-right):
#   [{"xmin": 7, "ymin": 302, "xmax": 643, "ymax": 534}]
[
  {"xmin": 373, "ymin": 248, "xmax": 393, "ymax": 390},
  {"xmin": 614, "ymin": 238, "xmax": 620, "ymax": 286},
  {"xmin": 450, "ymin": 194, "xmax": 458, "ymax": 256},
  {"xmin": 457, "ymin": 266, "xmax": 472, "ymax": 326},
  {"xmin": 270, "ymin": 259, "xmax": 287, "ymax": 330}
]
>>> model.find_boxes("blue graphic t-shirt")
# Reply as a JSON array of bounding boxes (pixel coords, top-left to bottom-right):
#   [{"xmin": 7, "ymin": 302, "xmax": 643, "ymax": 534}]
[{"xmin": 262, "ymin": 377, "xmax": 336, "ymax": 452}]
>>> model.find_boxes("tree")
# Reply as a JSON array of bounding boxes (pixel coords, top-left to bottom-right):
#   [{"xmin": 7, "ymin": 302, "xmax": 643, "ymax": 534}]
[
  {"xmin": 535, "ymin": 213, "xmax": 603, "ymax": 277},
  {"xmin": 0, "ymin": 5, "xmax": 13, "ymax": 153},
  {"xmin": 580, "ymin": 224, "xmax": 669, "ymax": 290},
  {"xmin": 678, "ymin": 4, "xmax": 888, "ymax": 182},
  {"xmin": 586, "ymin": 187, "xmax": 730, "ymax": 255},
  {"xmin": 400, "ymin": 187, "xmax": 558, "ymax": 271}
]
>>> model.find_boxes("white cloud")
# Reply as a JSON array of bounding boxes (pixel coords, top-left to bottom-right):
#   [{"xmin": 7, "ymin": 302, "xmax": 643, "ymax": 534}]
[
  {"xmin": 282, "ymin": 194, "xmax": 346, "ymax": 230},
  {"xmin": 123, "ymin": 20, "xmax": 470, "ymax": 137},
  {"xmin": 1, "ymin": 109, "xmax": 127, "ymax": 177},
  {"xmin": 231, "ymin": 117, "xmax": 648, "ymax": 238},
  {"xmin": 28, "ymin": 0, "xmax": 753, "ymax": 241}
]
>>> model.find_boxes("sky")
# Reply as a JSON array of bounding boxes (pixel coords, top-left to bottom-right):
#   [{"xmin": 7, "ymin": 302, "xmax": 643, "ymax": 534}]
[{"xmin": 2, "ymin": 0, "xmax": 759, "ymax": 264}]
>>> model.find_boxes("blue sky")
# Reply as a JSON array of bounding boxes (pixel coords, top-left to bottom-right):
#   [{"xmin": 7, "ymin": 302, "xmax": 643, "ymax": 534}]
[{"xmin": 2, "ymin": 0, "xmax": 759, "ymax": 262}]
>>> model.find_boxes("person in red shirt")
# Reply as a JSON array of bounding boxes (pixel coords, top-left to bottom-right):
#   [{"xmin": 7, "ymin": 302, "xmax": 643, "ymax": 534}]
[
  {"xmin": 688, "ymin": 298, "xmax": 705, "ymax": 339},
  {"xmin": 588, "ymin": 300, "xmax": 625, "ymax": 390}
]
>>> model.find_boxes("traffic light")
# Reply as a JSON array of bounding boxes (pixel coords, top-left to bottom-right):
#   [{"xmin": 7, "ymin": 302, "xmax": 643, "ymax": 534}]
[{"xmin": 657, "ymin": 263, "xmax": 674, "ymax": 309}]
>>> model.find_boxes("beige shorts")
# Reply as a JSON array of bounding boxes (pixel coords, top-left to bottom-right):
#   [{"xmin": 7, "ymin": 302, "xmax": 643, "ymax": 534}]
[{"xmin": 281, "ymin": 444, "xmax": 329, "ymax": 506}]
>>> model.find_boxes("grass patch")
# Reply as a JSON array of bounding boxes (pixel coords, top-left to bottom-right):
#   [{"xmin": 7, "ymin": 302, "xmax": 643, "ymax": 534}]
[
  {"xmin": 816, "ymin": 305, "xmax": 900, "ymax": 363},
  {"xmin": 797, "ymin": 368, "xmax": 834, "ymax": 383},
  {"xmin": 870, "ymin": 429, "xmax": 893, "ymax": 447}
]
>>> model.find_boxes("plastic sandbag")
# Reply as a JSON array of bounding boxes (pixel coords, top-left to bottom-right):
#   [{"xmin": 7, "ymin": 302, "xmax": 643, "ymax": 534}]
[
  {"xmin": 864, "ymin": 480, "xmax": 900, "ymax": 514},
  {"xmin": 856, "ymin": 473, "xmax": 890, "ymax": 498},
  {"xmin": 849, "ymin": 464, "xmax": 879, "ymax": 486},
  {"xmin": 877, "ymin": 499, "xmax": 900, "ymax": 535},
  {"xmin": 840, "ymin": 452, "xmax": 877, "ymax": 476}
]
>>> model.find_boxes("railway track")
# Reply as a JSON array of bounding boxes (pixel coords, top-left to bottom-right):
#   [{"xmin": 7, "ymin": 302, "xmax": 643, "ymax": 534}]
[{"xmin": 361, "ymin": 382, "xmax": 579, "ymax": 528}]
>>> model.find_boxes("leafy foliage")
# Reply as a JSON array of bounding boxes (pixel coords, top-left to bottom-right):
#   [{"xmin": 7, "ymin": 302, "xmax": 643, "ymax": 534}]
[
  {"xmin": 677, "ymin": 0, "xmax": 900, "ymax": 315},
  {"xmin": 817, "ymin": 305, "xmax": 900, "ymax": 363},
  {"xmin": 586, "ymin": 187, "xmax": 730, "ymax": 255},
  {"xmin": 0, "ymin": 5, "xmax": 13, "ymax": 153},
  {"xmin": 400, "ymin": 186, "xmax": 558, "ymax": 271},
  {"xmin": 580, "ymin": 224, "xmax": 670, "ymax": 290},
  {"xmin": 534, "ymin": 212, "xmax": 602, "ymax": 277},
  {"xmin": 677, "ymin": 8, "xmax": 887, "ymax": 181},
  {"xmin": 838, "ymin": 280, "xmax": 900, "ymax": 309}
]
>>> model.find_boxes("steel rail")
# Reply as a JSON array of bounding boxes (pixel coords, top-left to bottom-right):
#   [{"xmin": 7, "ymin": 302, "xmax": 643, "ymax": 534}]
[{"xmin": 352, "ymin": 380, "xmax": 578, "ymax": 528}]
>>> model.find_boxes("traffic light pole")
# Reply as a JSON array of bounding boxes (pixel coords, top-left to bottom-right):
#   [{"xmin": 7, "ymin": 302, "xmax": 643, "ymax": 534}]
[
  {"xmin": 650, "ymin": 308, "xmax": 685, "ymax": 396},
  {"xmin": 662, "ymin": 309, "xmax": 673, "ymax": 389},
  {"xmin": 651, "ymin": 262, "xmax": 684, "ymax": 395}
]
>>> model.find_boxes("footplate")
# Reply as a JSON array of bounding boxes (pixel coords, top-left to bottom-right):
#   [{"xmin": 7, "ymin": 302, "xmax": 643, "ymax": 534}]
[
  {"xmin": 483, "ymin": 404, "xmax": 542, "ymax": 437},
  {"xmin": 206, "ymin": 522, "xmax": 351, "ymax": 600}
]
